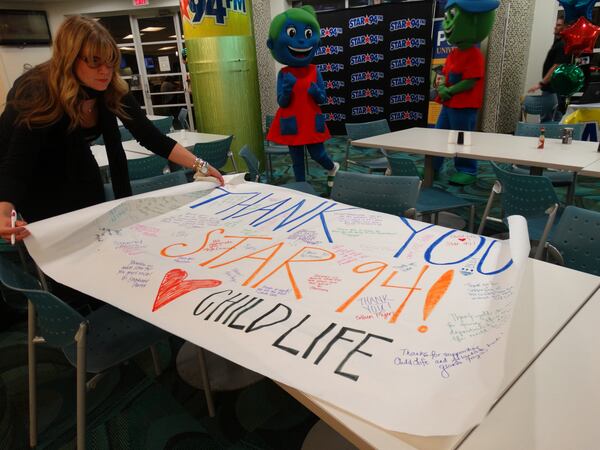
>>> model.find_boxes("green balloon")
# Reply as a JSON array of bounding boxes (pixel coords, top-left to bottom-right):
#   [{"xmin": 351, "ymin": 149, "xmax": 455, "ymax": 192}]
[{"xmin": 550, "ymin": 64, "xmax": 585, "ymax": 96}]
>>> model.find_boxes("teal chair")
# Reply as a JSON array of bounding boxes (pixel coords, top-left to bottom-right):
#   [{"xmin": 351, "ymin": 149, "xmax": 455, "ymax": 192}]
[
  {"xmin": 546, "ymin": 206, "xmax": 600, "ymax": 276},
  {"xmin": 478, "ymin": 162, "xmax": 562, "ymax": 259},
  {"xmin": 331, "ymin": 170, "xmax": 420, "ymax": 218},
  {"xmin": 104, "ymin": 171, "xmax": 188, "ymax": 200},
  {"xmin": 191, "ymin": 135, "xmax": 237, "ymax": 173},
  {"xmin": 153, "ymin": 117, "xmax": 173, "ymax": 134},
  {"xmin": 119, "ymin": 125, "xmax": 134, "ymax": 142},
  {"xmin": 0, "ymin": 256, "xmax": 165, "ymax": 449},
  {"xmin": 386, "ymin": 154, "xmax": 477, "ymax": 231},
  {"xmin": 521, "ymin": 94, "xmax": 558, "ymax": 122},
  {"xmin": 178, "ymin": 108, "xmax": 189, "ymax": 130},
  {"xmin": 513, "ymin": 122, "xmax": 585, "ymax": 191},
  {"xmin": 264, "ymin": 114, "xmax": 310, "ymax": 182},
  {"xmin": 344, "ymin": 119, "xmax": 390, "ymax": 172},
  {"xmin": 238, "ymin": 145, "xmax": 317, "ymax": 195},
  {"xmin": 127, "ymin": 155, "xmax": 169, "ymax": 180}
]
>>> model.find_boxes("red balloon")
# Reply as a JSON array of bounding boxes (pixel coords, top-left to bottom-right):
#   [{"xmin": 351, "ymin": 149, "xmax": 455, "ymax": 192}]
[{"xmin": 561, "ymin": 16, "xmax": 600, "ymax": 56}]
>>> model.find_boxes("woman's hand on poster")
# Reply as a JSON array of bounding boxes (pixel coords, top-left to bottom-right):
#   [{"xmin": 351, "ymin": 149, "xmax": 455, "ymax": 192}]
[{"xmin": 0, "ymin": 205, "xmax": 29, "ymax": 244}]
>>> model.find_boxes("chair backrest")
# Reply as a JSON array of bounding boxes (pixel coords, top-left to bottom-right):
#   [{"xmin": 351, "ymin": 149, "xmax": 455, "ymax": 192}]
[
  {"xmin": 127, "ymin": 155, "xmax": 169, "ymax": 181},
  {"xmin": 119, "ymin": 126, "xmax": 134, "ymax": 142},
  {"xmin": 491, "ymin": 162, "xmax": 560, "ymax": 219},
  {"xmin": 130, "ymin": 171, "xmax": 188, "ymax": 195},
  {"xmin": 330, "ymin": 171, "xmax": 420, "ymax": 216},
  {"xmin": 522, "ymin": 94, "xmax": 557, "ymax": 119},
  {"xmin": 178, "ymin": 108, "xmax": 189, "ymax": 130},
  {"xmin": 344, "ymin": 119, "xmax": 391, "ymax": 141},
  {"xmin": 153, "ymin": 117, "xmax": 173, "ymax": 134},
  {"xmin": 386, "ymin": 154, "xmax": 420, "ymax": 177},
  {"xmin": 192, "ymin": 135, "xmax": 234, "ymax": 170},
  {"xmin": 515, "ymin": 122, "xmax": 585, "ymax": 140},
  {"xmin": 0, "ymin": 257, "xmax": 83, "ymax": 348},
  {"xmin": 238, "ymin": 145, "xmax": 260, "ymax": 181},
  {"xmin": 265, "ymin": 114, "xmax": 275, "ymax": 133},
  {"xmin": 550, "ymin": 206, "xmax": 600, "ymax": 275}
]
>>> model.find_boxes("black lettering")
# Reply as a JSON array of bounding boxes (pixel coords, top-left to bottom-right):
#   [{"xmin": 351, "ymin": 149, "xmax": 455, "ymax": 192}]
[
  {"xmin": 272, "ymin": 314, "xmax": 311, "ymax": 355},
  {"xmin": 302, "ymin": 322, "xmax": 337, "ymax": 359},
  {"xmin": 335, "ymin": 333, "xmax": 393, "ymax": 381},
  {"xmin": 245, "ymin": 303, "xmax": 292, "ymax": 333},
  {"xmin": 227, "ymin": 298, "xmax": 264, "ymax": 330},
  {"xmin": 193, "ymin": 290, "xmax": 234, "ymax": 316}
]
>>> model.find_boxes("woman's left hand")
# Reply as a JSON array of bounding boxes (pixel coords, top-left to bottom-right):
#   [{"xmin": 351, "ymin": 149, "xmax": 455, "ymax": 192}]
[{"xmin": 207, "ymin": 164, "xmax": 225, "ymax": 186}]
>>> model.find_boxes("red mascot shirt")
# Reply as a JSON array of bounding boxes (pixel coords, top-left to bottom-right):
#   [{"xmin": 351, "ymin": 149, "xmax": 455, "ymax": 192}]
[
  {"xmin": 442, "ymin": 46, "xmax": 485, "ymax": 109},
  {"xmin": 267, "ymin": 64, "xmax": 331, "ymax": 146}
]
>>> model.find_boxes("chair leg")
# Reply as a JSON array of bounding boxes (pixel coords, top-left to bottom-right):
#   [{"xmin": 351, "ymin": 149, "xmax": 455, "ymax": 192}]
[
  {"xmin": 345, "ymin": 141, "xmax": 350, "ymax": 170},
  {"xmin": 197, "ymin": 347, "xmax": 216, "ymax": 417},
  {"xmin": 150, "ymin": 344, "xmax": 162, "ymax": 377},
  {"xmin": 534, "ymin": 204, "xmax": 559, "ymax": 260},
  {"xmin": 75, "ymin": 323, "xmax": 88, "ymax": 450},
  {"xmin": 28, "ymin": 301, "xmax": 37, "ymax": 449},
  {"xmin": 267, "ymin": 154, "xmax": 273, "ymax": 183},
  {"xmin": 477, "ymin": 181, "xmax": 501, "ymax": 235},
  {"xmin": 229, "ymin": 152, "xmax": 239, "ymax": 173},
  {"xmin": 468, "ymin": 205, "xmax": 476, "ymax": 233}
]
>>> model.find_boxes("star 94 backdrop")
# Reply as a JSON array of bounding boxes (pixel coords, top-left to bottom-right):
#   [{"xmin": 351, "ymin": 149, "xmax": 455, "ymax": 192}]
[{"xmin": 315, "ymin": 1, "xmax": 435, "ymax": 134}]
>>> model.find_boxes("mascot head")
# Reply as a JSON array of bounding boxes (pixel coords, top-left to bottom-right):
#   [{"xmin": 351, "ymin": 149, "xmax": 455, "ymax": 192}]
[
  {"xmin": 443, "ymin": 0, "xmax": 500, "ymax": 49},
  {"xmin": 267, "ymin": 6, "xmax": 321, "ymax": 67}
]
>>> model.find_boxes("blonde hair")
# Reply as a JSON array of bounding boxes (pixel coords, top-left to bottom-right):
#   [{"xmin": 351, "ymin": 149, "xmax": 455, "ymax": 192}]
[{"xmin": 12, "ymin": 16, "xmax": 130, "ymax": 130}]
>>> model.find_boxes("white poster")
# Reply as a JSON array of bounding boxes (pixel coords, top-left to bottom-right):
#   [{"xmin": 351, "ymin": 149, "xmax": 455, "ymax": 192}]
[
  {"xmin": 158, "ymin": 55, "xmax": 171, "ymax": 72},
  {"xmin": 25, "ymin": 176, "xmax": 529, "ymax": 436}
]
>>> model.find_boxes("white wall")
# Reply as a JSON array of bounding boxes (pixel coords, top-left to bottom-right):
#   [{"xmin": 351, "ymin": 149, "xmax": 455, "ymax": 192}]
[{"xmin": 524, "ymin": 0, "xmax": 559, "ymax": 92}]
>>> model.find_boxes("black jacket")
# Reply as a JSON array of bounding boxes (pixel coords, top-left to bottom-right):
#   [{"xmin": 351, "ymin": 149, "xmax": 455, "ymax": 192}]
[{"xmin": 0, "ymin": 79, "xmax": 176, "ymax": 223}]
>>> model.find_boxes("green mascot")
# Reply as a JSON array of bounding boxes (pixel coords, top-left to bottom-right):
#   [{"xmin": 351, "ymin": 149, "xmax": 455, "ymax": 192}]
[{"xmin": 434, "ymin": 0, "xmax": 499, "ymax": 185}]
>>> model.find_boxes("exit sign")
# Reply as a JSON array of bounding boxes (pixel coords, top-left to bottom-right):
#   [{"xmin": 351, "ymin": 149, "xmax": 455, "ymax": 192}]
[{"xmin": 133, "ymin": 0, "xmax": 149, "ymax": 6}]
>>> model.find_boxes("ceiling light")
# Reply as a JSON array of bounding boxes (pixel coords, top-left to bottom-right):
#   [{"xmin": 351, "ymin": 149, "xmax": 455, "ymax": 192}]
[
  {"xmin": 120, "ymin": 47, "xmax": 135, "ymax": 51},
  {"xmin": 123, "ymin": 34, "xmax": 134, "ymax": 39},
  {"xmin": 141, "ymin": 27, "xmax": 166, "ymax": 32},
  {"xmin": 158, "ymin": 46, "xmax": 176, "ymax": 51}
]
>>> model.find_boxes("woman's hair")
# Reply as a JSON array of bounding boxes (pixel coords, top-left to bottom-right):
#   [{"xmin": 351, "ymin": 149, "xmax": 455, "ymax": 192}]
[
  {"xmin": 11, "ymin": 16, "xmax": 130, "ymax": 130},
  {"xmin": 268, "ymin": 6, "xmax": 320, "ymax": 42}
]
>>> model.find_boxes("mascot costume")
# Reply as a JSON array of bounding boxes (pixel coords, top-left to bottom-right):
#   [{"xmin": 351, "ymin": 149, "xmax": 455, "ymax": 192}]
[
  {"xmin": 267, "ymin": 6, "xmax": 339, "ymax": 186},
  {"xmin": 435, "ymin": 0, "xmax": 499, "ymax": 185}
]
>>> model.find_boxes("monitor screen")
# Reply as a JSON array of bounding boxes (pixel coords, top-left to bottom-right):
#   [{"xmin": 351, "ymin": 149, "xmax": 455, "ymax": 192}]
[
  {"xmin": 0, "ymin": 10, "xmax": 51, "ymax": 45},
  {"xmin": 144, "ymin": 57, "xmax": 155, "ymax": 70}
]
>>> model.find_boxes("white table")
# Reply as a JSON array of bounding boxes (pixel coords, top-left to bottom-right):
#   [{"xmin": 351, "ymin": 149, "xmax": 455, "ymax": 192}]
[
  {"xmin": 280, "ymin": 259, "xmax": 600, "ymax": 450},
  {"xmin": 351, "ymin": 127, "xmax": 458, "ymax": 187},
  {"xmin": 116, "ymin": 114, "xmax": 169, "ymax": 126},
  {"xmin": 460, "ymin": 287, "xmax": 600, "ymax": 450},
  {"xmin": 579, "ymin": 158, "xmax": 600, "ymax": 178}
]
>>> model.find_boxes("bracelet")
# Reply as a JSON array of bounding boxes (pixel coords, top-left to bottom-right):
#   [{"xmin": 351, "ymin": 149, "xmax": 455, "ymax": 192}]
[{"xmin": 192, "ymin": 157, "xmax": 208, "ymax": 174}]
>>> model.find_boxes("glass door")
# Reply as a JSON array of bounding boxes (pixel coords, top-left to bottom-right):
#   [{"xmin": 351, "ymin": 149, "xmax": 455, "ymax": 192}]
[{"xmin": 98, "ymin": 13, "xmax": 194, "ymax": 130}]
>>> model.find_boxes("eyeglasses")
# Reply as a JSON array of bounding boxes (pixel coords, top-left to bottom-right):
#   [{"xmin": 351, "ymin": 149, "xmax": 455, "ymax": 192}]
[{"xmin": 78, "ymin": 55, "xmax": 114, "ymax": 69}]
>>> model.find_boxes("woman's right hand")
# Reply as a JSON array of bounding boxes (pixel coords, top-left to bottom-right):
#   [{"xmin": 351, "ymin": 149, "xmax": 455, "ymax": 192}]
[{"xmin": 0, "ymin": 203, "xmax": 29, "ymax": 244}]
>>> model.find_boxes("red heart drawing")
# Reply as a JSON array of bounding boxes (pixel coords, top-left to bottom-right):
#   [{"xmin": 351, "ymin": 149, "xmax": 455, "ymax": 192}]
[
  {"xmin": 152, "ymin": 269, "xmax": 222, "ymax": 312},
  {"xmin": 458, "ymin": 237, "xmax": 466, "ymax": 242}
]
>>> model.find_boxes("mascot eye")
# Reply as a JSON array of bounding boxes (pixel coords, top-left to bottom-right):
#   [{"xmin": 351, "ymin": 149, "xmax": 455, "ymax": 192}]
[
  {"xmin": 286, "ymin": 26, "xmax": 297, "ymax": 38},
  {"xmin": 305, "ymin": 28, "xmax": 313, "ymax": 39}
]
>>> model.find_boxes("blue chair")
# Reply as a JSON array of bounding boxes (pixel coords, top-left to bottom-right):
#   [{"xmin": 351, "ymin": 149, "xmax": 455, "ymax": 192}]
[
  {"xmin": 178, "ymin": 108, "xmax": 190, "ymax": 130},
  {"xmin": 521, "ymin": 94, "xmax": 558, "ymax": 122},
  {"xmin": 478, "ymin": 162, "xmax": 562, "ymax": 259},
  {"xmin": 546, "ymin": 206, "xmax": 600, "ymax": 276},
  {"xmin": 104, "ymin": 171, "xmax": 188, "ymax": 201},
  {"xmin": 153, "ymin": 117, "xmax": 173, "ymax": 134},
  {"xmin": 344, "ymin": 119, "xmax": 390, "ymax": 172},
  {"xmin": 191, "ymin": 135, "xmax": 237, "ymax": 173},
  {"xmin": 264, "ymin": 114, "xmax": 309, "ymax": 182},
  {"xmin": 513, "ymin": 122, "xmax": 585, "ymax": 192},
  {"xmin": 0, "ymin": 256, "xmax": 165, "ymax": 448},
  {"xmin": 238, "ymin": 144, "xmax": 317, "ymax": 195},
  {"xmin": 386, "ymin": 154, "xmax": 477, "ymax": 231},
  {"xmin": 127, "ymin": 155, "xmax": 170, "ymax": 180},
  {"xmin": 331, "ymin": 170, "xmax": 420, "ymax": 218}
]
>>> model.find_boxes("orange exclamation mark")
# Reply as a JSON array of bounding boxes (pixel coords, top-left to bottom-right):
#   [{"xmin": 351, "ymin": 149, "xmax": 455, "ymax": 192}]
[{"xmin": 418, "ymin": 269, "xmax": 454, "ymax": 333}]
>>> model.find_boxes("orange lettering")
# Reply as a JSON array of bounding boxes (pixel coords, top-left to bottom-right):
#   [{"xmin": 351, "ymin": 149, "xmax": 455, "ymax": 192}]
[
  {"xmin": 160, "ymin": 228, "xmax": 224, "ymax": 257},
  {"xmin": 336, "ymin": 261, "xmax": 388, "ymax": 313}
]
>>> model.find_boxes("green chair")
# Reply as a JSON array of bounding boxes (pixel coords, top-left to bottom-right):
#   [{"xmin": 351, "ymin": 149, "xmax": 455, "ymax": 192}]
[
  {"xmin": 521, "ymin": 94, "xmax": 558, "ymax": 122},
  {"xmin": 126, "ymin": 155, "xmax": 169, "ymax": 181},
  {"xmin": 344, "ymin": 119, "xmax": 390, "ymax": 172},
  {"xmin": 238, "ymin": 145, "xmax": 317, "ymax": 195},
  {"xmin": 153, "ymin": 117, "xmax": 173, "ymax": 134},
  {"xmin": 546, "ymin": 206, "xmax": 600, "ymax": 276},
  {"xmin": 104, "ymin": 171, "xmax": 188, "ymax": 201},
  {"xmin": 515, "ymin": 122, "xmax": 585, "ymax": 139},
  {"xmin": 191, "ymin": 135, "xmax": 237, "ymax": 173},
  {"xmin": 331, "ymin": 170, "xmax": 420, "ymax": 218},
  {"xmin": 386, "ymin": 154, "xmax": 477, "ymax": 231},
  {"xmin": 264, "ymin": 114, "xmax": 309, "ymax": 182},
  {"xmin": 0, "ymin": 256, "xmax": 165, "ymax": 449},
  {"xmin": 478, "ymin": 162, "xmax": 562, "ymax": 259}
]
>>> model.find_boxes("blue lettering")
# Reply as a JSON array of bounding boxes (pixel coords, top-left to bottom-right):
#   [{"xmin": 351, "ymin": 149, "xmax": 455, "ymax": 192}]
[{"xmin": 424, "ymin": 230, "xmax": 486, "ymax": 265}]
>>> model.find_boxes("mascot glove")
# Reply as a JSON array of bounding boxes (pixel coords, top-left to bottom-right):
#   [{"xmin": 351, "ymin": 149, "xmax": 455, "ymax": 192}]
[
  {"xmin": 308, "ymin": 82, "xmax": 326, "ymax": 103},
  {"xmin": 438, "ymin": 84, "xmax": 453, "ymax": 101},
  {"xmin": 281, "ymin": 72, "xmax": 297, "ymax": 94}
]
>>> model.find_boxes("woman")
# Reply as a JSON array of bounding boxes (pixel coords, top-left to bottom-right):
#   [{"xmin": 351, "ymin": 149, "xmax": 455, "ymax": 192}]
[{"xmin": 0, "ymin": 16, "xmax": 223, "ymax": 244}]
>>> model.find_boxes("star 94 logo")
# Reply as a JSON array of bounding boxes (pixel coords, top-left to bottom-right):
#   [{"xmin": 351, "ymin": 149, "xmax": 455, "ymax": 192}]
[
  {"xmin": 325, "ymin": 112, "xmax": 347, "ymax": 122},
  {"xmin": 315, "ymin": 45, "xmax": 344, "ymax": 56},
  {"xmin": 391, "ymin": 76, "xmax": 425, "ymax": 87},
  {"xmin": 348, "ymin": 14, "xmax": 384, "ymax": 28},
  {"xmin": 350, "ymin": 53, "xmax": 385, "ymax": 65},
  {"xmin": 352, "ymin": 106, "xmax": 384, "ymax": 116},
  {"xmin": 325, "ymin": 80, "xmax": 345, "ymax": 90},
  {"xmin": 349, "ymin": 34, "xmax": 384, "ymax": 47},
  {"xmin": 326, "ymin": 96, "xmax": 346, "ymax": 105},
  {"xmin": 390, "ymin": 38, "xmax": 427, "ymax": 50},
  {"xmin": 390, "ymin": 57, "xmax": 426, "ymax": 70},
  {"xmin": 389, "ymin": 18, "xmax": 427, "ymax": 31},
  {"xmin": 390, "ymin": 93, "xmax": 426, "ymax": 104},
  {"xmin": 320, "ymin": 27, "xmax": 344, "ymax": 38},
  {"xmin": 351, "ymin": 88, "xmax": 385, "ymax": 99},
  {"xmin": 317, "ymin": 63, "xmax": 345, "ymax": 73},
  {"xmin": 390, "ymin": 111, "xmax": 423, "ymax": 121},
  {"xmin": 180, "ymin": 0, "xmax": 246, "ymax": 25},
  {"xmin": 351, "ymin": 71, "xmax": 385, "ymax": 82}
]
